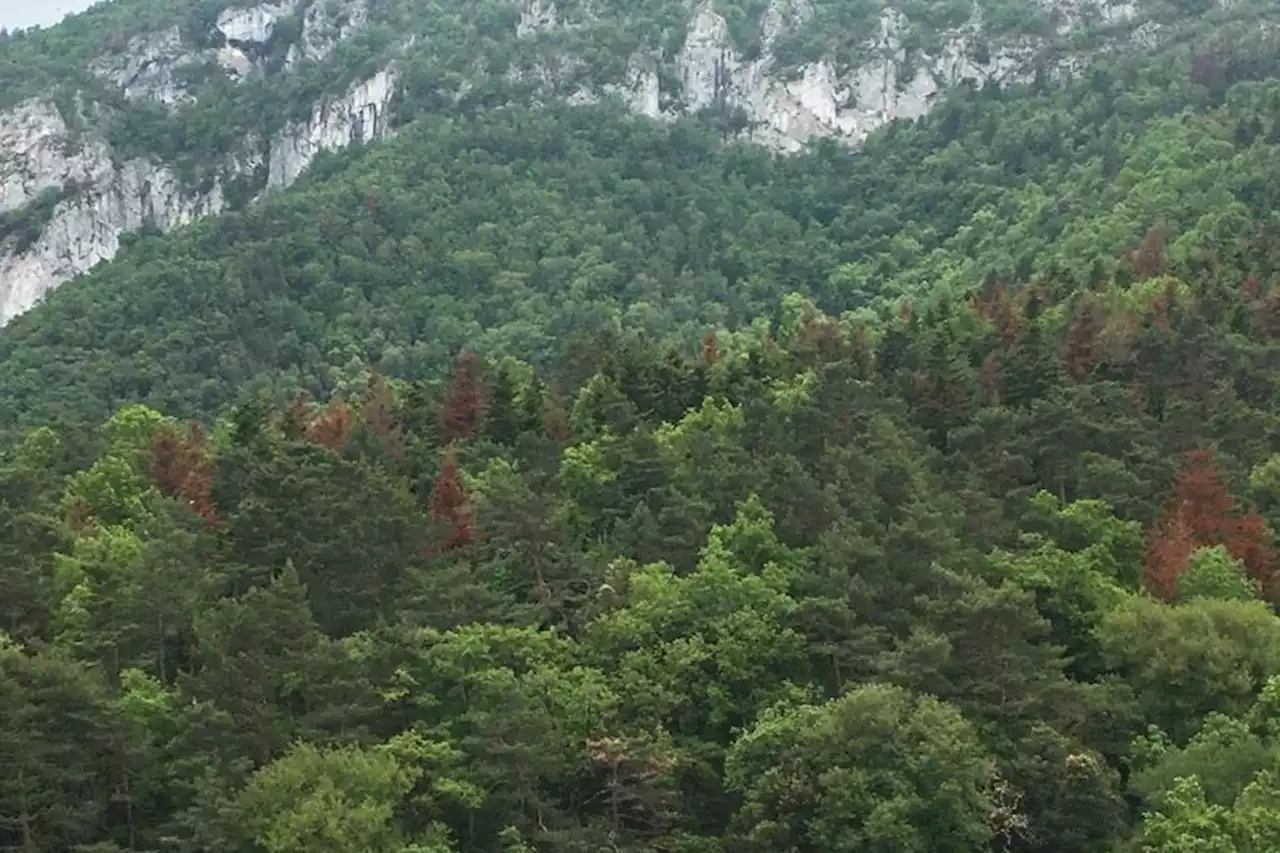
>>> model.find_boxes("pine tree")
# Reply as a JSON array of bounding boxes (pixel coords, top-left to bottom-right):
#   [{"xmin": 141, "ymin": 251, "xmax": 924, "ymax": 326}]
[
  {"xmin": 305, "ymin": 395, "xmax": 355, "ymax": 450},
  {"xmin": 428, "ymin": 452, "xmax": 476, "ymax": 552},
  {"xmin": 439, "ymin": 351, "xmax": 487, "ymax": 442},
  {"xmin": 148, "ymin": 422, "xmax": 217, "ymax": 527},
  {"xmin": 1142, "ymin": 449, "xmax": 1276, "ymax": 598},
  {"xmin": 361, "ymin": 373, "xmax": 405, "ymax": 459},
  {"xmin": 1062, "ymin": 296, "xmax": 1103, "ymax": 381},
  {"xmin": 701, "ymin": 330, "xmax": 720, "ymax": 367},
  {"xmin": 279, "ymin": 391, "xmax": 313, "ymax": 441},
  {"xmin": 543, "ymin": 383, "xmax": 572, "ymax": 444},
  {"xmin": 1128, "ymin": 227, "xmax": 1167, "ymax": 281},
  {"xmin": 1143, "ymin": 508, "xmax": 1196, "ymax": 600}
]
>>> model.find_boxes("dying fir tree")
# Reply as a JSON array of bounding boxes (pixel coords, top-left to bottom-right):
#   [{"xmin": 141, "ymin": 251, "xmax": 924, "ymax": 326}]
[
  {"xmin": 428, "ymin": 451, "xmax": 476, "ymax": 552},
  {"xmin": 148, "ymin": 421, "xmax": 218, "ymax": 527},
  {"xmin": 362, "ymin": 373, "xmax": 406, "ymax": 459},
  {"xmin": 439, "ymin": 351, "xmax": 487, "ymax": 443},
  {"xmin": 305, "ymin": 395, "xmax": 356, "ymax": 451},
  {"xmin": 1143, "ymin": 449, "xmax": 1275, "ymax": 599}
]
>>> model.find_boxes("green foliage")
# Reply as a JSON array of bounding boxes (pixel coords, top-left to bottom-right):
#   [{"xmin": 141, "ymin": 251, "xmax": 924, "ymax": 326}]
[
  {"xmin": 1098, "ymin": 598, "xmax": 1280, "ymax": 743},
  {"xmin": 724, "ymin": 683, "xmax": 995, "ymax": 853},
  {"xmin": 0, "ymin": 183, "xmax": 79, "ymax": 254},
  {"xmin": 236, "ymin": 734, "xmax": 470, "ymax": 853},
  {"xmin": 13, "ymin": 2, "xmax": 1280, "ymax": 849},
  {"xmin": 13, "ymin": 30, "xmax": 1280, "ymax": 433},
  {"xmin": 1178, "ymin": 546, "xmax": 1262, "ymax": 602},
  {"xmin": 1141, "ymin": 772, "xmax": 1280, "ymax": 852}
]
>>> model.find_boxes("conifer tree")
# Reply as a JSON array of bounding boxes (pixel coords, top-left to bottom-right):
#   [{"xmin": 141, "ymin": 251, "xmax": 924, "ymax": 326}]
[
  {"xmin": 305, "ymin": 395, "xmax": 356, "ymax": 451},
  {"xmin": 1143, "ymin": 449, "xmax": 1275, "ymax": 599},
  {"xmin": 148, "ymin": 422, "xmax": 217, "ymax": 527},
  {"xmin": 362, "ymin": 373, "xmax": 405, "ymax": 459},
  {"xmin": 439, "ymin": 351, "xmax": 486, "ymax": 442},
  {"xmin": 428, "ymin": 452, "xmax": 476, "ymax": 552}
]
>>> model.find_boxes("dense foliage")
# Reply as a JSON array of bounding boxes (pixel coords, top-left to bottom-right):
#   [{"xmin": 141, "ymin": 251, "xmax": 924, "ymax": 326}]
[
  {"xmin": 9, "ymin": 29, "xmax": 1280, "ymax": 430},
  {"xmin": 10, "ymin": 267, "xmax": 1280, "ymax": 850},
  {"xmin": 0, "ymin": 0, "xmax": 1256, "ymax": 190},
  {"xmin": 14, "ymin": 1, "xmax": 1280, "ymax": 852}
]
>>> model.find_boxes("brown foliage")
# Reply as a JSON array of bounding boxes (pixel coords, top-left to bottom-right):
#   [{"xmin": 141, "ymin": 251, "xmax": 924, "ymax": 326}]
[
  {"xmin": 305, "ymin": 395, "xmax": 356, "ymax": 450},
  {"xmin": 1189, "ymin": 49, "xmax": 1225, "ymax": 88},
  {"xmin": 701, "ymin": 330, "xmax": 720, "ymax": 367},
  {"xmin": 428, "ymin": 451, "xmax": 476, "ymax": 552},
  {"xmin": 1128, "ymin": 380, "xmax": 1148, "ymax": 414},
  {"xmin": 1150, "ymin": 281, "xmax": 1177, "ymax": 332},
  {"xmin": 1062, "ymin": 296, "xmax": 1103, "ymax": 381},
  {"xmin": 586, "ymin": 735, "xmax": 677, "ymax": 837},
  {"xmin": 972, "ymin": 284, "xmax": 1022, "ymax": 345},
  {"xmin": 1142, "ymin": 449, "xmax": 1276, "ymax": 599},
  {"xmin": 797, "ymin": 312, "xmax": 843, "ymax": 355},
  {"xmin": 148, "ymin": 421, "xmax": 218, "ymax": 527},
  {"xmin": 440, "ymin": 351, "xmax": 487, "ymax": 442},
  {"xmin": 1242, "ymin": 275, "xmax": 1263, "ymax": 301},
  {"xmin": 280, "ymin": 391, "xmax": 313, "ymax": 441},
  {"xmin": 978, "ymin": 352, "xmax": 1003, "ymax": 400},
  {"xmin": 1143, "ymin": 510, "xmax": 1196, "ymax": 600},
  {"xmin": 1254, "ymin": 285, "xmax": 1280, "ymax": 338},
  {"xmin": 1127, "ymin": 227, "xmax": 1167, "ymax": 281},
  {"xmin": 362, "ymin": 373, "xmax": 406, "ymax": 459},
  {"xmin": 65, "ymin": 498, "xmax": 99, "ymax": 538}
]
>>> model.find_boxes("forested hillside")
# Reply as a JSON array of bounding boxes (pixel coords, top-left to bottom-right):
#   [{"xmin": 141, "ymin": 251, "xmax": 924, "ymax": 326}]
[
  {"xmin": 11, "ymin": 1, "xmax": 1280, "ymax": 852},
  {"xmin": 8, "ymin": 28, "xmax": 1280, "ymax": 429}
]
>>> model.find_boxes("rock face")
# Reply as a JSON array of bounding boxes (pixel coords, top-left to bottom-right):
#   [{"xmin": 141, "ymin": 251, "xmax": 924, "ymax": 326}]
[
  {"xmin": 0, "ymin": 0, "xmax": 1189, "ymax": 321},
  {"xmin": 0, "ymin": 100, "xmax": 227, "ymax": 323},
  {"xmin": 524, "ymin": 0, "xmax": 1143, "ymax": 151},
  {"xmin": 0, "ymin": 0, "xmax": 394, "ymax": 321},
  {"xmin": 267, "ymin": 68, "xmax": 397, "ymax": 190}
]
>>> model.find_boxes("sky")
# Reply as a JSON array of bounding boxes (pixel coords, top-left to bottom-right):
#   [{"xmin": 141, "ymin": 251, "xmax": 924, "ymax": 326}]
[{"xmin": 0, "ymin": 0, "xmax": 97, "ymax": 30}]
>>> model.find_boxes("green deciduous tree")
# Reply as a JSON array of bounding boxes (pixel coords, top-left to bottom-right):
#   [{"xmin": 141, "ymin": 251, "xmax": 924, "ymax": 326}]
[{"xmin": 724, "ymin": 683, "xmax": 995, "ymax": 853}]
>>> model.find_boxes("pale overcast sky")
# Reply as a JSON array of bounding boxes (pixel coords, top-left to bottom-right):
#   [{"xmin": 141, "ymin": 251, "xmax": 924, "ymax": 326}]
[{"xmin": 0, "ymin": 0, "xmax": 98, "ymax": 30}]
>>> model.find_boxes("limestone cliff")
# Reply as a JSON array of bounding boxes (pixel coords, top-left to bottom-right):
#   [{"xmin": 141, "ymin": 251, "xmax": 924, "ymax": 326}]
[{"xmin": 0, "ymin": 0, "xmax": 1229, "ymax": 321}]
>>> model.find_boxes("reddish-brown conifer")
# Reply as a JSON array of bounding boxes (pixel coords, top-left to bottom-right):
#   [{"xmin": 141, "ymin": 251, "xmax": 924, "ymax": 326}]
[
  {"xmin": 148, "ymin": 421, "xmax": 218, "ymax": 527},
  {"xmin": 1242, "ymin": 275, "xmax": 1263, "ymax": 301},
  {"xmin": 428, "ymin": 451, "xmax": 476, "ymax": 551},
  {"xmin": 1190, "ymin": 50, "xmax": 1224, "ymax": 88},
  {"xmin": 1255, "ymin": 286, "xmax": 1280, "ymax": 338},
  {"xmin": 306, "ymin": 395, "xmax": 355, "ymax": 450},
  {"xmin": 1142, "ymin": 449, "xmax": 1276, "ymax": 598},
  {"xmin": 362, "ymin": 373, "xmax": 406, "ymax": 459},
  {"xmin": 701, "ymin": 330, "xmax": 720, "ymax": 366},
  {"xmin": 66, "ymin": 498, "xmax": 99, "ymax": 538},
  {"xmin": 543, "ymin": 384, "xmax": 572, "ymax": 444},
  {"xmin": 1062, "ymin": 297, "xmax": 1103, "ymax": 381},
  {"xmin": 439, "ymin": 351, "xmax": 487, "ymax": 442},
  {"xmin": 978, "ymin": 352, "xmax": 1003, "ymax": 399},
  {"xmin": 1128, "ymin": 227, "xmax": 1167, "ymax": 281},
  {"xmin": 798, "ymin": 313, "xmax": 842, "ymax": 354},
  {"xmin": 280, "ymin": 391, "xmax": 313, "ymax": 440},
  {"xmin": 1142, "ymin": 510, "xmax": 1195, "ymax": 600}
]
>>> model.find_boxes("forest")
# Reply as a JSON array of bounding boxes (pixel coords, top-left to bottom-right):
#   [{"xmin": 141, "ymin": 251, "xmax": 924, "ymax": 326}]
[{"xmin": 11, "ymin": 2, "xmax": 1280, "ymax": 852}]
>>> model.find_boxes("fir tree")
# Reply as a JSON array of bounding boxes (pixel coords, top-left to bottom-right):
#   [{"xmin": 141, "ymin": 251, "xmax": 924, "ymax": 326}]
[
  {"xmin": 428, "ymin": 452, "xmax": 476, "ymax": 552},
  {"xmin": 439, "ymin": 351, "xmax": 487, "ymax": 442}
]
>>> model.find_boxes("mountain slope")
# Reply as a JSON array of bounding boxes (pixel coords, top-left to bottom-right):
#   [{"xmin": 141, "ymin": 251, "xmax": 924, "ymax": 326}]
[
  {"xmin": 0, "ymin": 0, "xmax": 1254, "ymax": 319},
  {"xmin": 4, "ymin": 30, "xmax": 1280, "ymax": 432}
]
